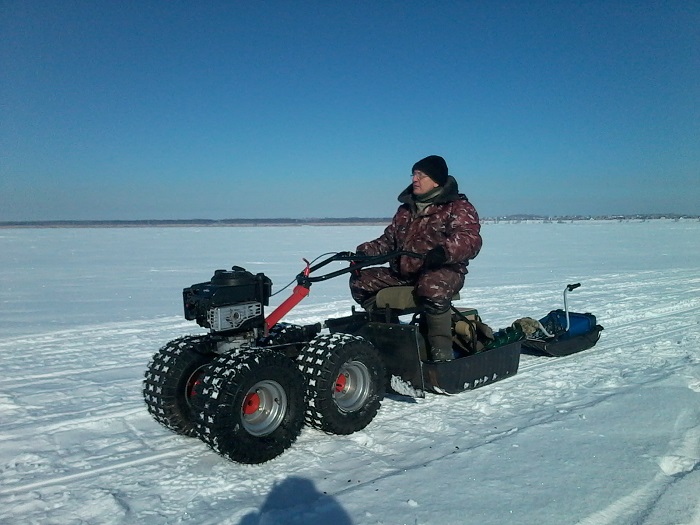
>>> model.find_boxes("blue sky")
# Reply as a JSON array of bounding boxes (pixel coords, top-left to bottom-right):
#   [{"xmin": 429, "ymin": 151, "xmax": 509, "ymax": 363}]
[{"xmin": 1, "ymin": 1, "xmax": 698, "ymax": 220}]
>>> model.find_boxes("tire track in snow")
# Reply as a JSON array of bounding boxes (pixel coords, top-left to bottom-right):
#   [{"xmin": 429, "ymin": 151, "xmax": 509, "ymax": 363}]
[
  {"xmin": 0, "ymin": 448, "xmax": 189, "ymax": 497},
  {"xmin": 574, "ymin": 420, "xmax": 700, "ymax": 525},
  {"xmin": 0, "ymin": 316, "xmax": 188, "ymax": 344},
  {"xmin": 0, "ymin": 406, "xmax": 145, "ymax": 442},
  {"xmin": 0, "ymin": 363, "xmax": 147, "ymax": 388}
]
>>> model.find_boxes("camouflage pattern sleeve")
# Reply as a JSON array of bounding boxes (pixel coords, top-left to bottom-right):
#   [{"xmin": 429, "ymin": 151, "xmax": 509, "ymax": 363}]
[{"xmin": 443, "ymin": 199, "xmax": 482, "ymax": 264}]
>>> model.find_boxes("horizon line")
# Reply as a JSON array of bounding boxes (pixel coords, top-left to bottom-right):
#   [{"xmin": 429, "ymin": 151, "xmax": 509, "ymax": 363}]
[{"xmin": 1, "ymin": 213, "xmax": 699, "ymax": 228}]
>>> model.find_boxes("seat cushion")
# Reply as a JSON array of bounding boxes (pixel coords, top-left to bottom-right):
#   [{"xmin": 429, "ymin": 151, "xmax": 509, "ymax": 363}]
[{"xmin": 375, "ymin": 286, "xmax": 461, "ymax": 311}]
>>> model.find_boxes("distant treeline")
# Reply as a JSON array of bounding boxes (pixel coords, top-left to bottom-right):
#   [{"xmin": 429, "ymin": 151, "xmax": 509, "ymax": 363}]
[
  {"xmin": 0, "ymin": 218, "xmax": 393, "ymax": 228},
  {"xmin": 490, "ymin": 213, "xmax": 699, "ymax": 221},
  {"xmin": 1, "ymin": 214, "xmax": 698, "ymax": 228}
]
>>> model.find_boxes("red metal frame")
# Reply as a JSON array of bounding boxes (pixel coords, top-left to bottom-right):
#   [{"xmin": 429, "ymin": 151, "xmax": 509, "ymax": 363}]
[{"xmin": 264, "ymin": 259, "xmax": 312, "ymax": 331}]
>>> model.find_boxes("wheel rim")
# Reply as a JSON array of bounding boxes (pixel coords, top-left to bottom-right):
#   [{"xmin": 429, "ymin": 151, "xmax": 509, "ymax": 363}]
[
  {"xmin": 333, "ymin": 360, "xmax": 371, "ymax": 413},
  {"xmin": 241, "ymin": 380, "xmax": 288, "ymax": 437},
  {"xmin": 184, "ymin": 365, "xmax": 208, "ymax": 409}
]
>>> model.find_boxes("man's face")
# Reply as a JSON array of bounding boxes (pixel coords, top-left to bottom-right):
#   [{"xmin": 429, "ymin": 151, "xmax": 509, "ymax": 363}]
[{"xmin": 412, "ymin": 170, "xmax": 439, "ymax": 195}]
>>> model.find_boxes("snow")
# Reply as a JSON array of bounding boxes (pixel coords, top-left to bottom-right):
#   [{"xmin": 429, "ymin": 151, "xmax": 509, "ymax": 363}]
[{"xmin": 1, "ymin": 220, "xmax": 699, "ymax": 525}]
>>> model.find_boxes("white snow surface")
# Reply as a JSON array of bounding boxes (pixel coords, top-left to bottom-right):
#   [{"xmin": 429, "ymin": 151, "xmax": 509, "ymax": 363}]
[{"xmin": 1, "ymin": 220, "xmax": 700, "ymax": 525}]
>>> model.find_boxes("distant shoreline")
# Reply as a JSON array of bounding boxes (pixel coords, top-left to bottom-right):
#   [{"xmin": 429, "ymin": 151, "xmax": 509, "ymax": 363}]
[
  {"xmin": 0, "ymin": 214, "xmax": 698, "ymax": 229},
  {"xmin": 0, "ymin": 218, "xmax": 393, "ymax": 229}
]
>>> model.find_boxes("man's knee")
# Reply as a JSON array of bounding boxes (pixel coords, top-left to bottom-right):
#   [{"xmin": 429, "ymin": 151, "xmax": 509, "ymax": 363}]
[
  {"xmin": 415, "ymin": 269, "xmax": 464, "ymax": 304},
  {"xmin": 416, "ymin": 295, "xmax": 451, "ymax": 315},
  {"xmin": 349, "ymin": 268, "xmax": 398, "ymax": 305}
]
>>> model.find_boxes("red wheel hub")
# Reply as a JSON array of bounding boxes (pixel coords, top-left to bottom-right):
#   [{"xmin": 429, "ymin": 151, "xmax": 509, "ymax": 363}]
[
  {"xmin": 187, "ymin": 372, "xmax": 203, "ymax": 398},
  {"xmin": 335, "ymin": 373, "xmax": 347, "ymax": 393},
  {"xmin": 243, "ymin": 392, "xmax": 261, "ymax": 415}
]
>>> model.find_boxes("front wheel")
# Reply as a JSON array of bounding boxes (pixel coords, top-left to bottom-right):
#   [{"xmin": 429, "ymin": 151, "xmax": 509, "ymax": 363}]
[
  {"xmin": 298, "ymin": 333, "xmax": 385, "ymax": 435},
  {"xmin": 192, "ymin": 348, "xmax": 305, "ymax": 464},
  {"xmin": 143, "ymin": 335, "xmax": 215, "ymax": 436}
]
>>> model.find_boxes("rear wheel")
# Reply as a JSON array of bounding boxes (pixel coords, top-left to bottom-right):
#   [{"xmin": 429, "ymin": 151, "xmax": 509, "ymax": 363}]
[
  {"xmin": 298, "ymin": 333, "xmax": 385, "ymax": 435},
  {"xmin": 143, "ymin": 335, "xmax": 214, "ymax": 436},
  {"xmin": 193, "ymin": 348, "xmax": 305, "ymax": 464}
]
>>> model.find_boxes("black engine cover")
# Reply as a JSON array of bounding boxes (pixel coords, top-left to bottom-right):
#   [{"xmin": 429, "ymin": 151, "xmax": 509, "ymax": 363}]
[{"xmin": 182, "ymin": 266, "xmax": 272, "ymax": 331}]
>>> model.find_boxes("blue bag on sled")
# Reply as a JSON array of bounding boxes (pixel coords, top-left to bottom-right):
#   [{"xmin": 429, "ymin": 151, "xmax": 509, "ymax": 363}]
[
  {"xmin": 522, "ymin": 283, "xmax": 604, "ymax": 357},
  {"xmin": 539, "ymin": 309, "xmax": 598, "ymax": 340}
]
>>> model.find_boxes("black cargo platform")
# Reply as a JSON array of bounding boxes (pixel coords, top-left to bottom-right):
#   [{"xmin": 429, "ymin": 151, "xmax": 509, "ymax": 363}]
[{"xmin": 327, "ymin": 313, "xmax": 521, "ymax": 397}]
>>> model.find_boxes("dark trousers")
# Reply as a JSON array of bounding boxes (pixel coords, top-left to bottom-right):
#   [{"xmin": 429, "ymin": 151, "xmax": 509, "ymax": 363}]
[{"xmin": 349, "ymin": 266, "xmax": 465, "ymax": 313}]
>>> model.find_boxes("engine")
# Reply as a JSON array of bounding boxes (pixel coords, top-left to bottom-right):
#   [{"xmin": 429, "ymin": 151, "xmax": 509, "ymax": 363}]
[{"xmin": 183, "ymin": 266, "xmax": 272, "ymax": 335}]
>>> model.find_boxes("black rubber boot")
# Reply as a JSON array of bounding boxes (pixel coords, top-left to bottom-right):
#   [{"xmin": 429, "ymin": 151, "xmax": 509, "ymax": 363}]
[{"xmin": 425, "ymin": 310, "xmax": 454, "ymax": 362}]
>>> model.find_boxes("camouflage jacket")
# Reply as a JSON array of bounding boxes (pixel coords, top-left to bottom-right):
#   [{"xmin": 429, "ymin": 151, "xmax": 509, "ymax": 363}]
[{"xmin": 357, "ymin": 176, "xmax": 482, "ymax": 276}]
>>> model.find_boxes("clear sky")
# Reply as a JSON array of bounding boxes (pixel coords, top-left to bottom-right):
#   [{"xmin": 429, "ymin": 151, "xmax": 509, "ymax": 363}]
[{"xmin": 1, "ymin": 1, "xmax": 698, "ymax": 220}]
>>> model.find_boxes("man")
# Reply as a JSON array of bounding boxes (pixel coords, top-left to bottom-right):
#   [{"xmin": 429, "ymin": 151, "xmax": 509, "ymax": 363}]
[{"xmin": 349, "ymin": 155, "xmax": 482, "ymax": 361}]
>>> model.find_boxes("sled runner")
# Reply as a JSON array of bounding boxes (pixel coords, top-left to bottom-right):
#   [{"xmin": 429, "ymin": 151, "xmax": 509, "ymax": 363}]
[{"xmin": 521, "ymin": 283, "xmax": 604, "ymax": 357}]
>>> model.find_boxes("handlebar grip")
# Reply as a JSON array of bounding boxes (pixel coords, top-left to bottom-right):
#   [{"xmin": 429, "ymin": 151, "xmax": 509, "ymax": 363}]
[{"xmin": 566, "ymin": 283, "xmax": 581, "ymax": 291}]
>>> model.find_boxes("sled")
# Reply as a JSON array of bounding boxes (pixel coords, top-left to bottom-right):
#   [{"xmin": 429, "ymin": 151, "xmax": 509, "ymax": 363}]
[
  {"xmin": 327, "ymin": 309, "xmax": 521, "ymax": 397},
  {"xmin": 521, "ymin": 283, "xmax": 604, "ymax": 357}
]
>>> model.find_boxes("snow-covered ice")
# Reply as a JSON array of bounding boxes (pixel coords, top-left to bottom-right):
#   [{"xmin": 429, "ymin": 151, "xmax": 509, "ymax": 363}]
[{"xmin": 1, "ymin": 220, "xmax": 699, "ymax": 524}]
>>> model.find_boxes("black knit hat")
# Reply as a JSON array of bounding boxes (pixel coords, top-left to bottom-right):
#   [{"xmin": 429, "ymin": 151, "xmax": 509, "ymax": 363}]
[{"xmin": 412, "ymin": 155, "xmax": 448, "ymax": 186}]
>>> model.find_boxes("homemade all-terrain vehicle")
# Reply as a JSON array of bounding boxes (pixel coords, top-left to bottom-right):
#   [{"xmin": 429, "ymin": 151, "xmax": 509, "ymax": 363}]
[{"xmin": 143, "ymin": 251, "xmax": 602, "ymax": 464}]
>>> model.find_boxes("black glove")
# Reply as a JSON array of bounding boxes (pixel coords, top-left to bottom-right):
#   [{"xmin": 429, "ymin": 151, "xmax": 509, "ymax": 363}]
[
  {"xmin": 423, "ymin": 246, "xmax": 447, "ymax": 270},
  {"xmin": 350, "ymin": 251, "xmax": 366, "ymax": 276}
]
